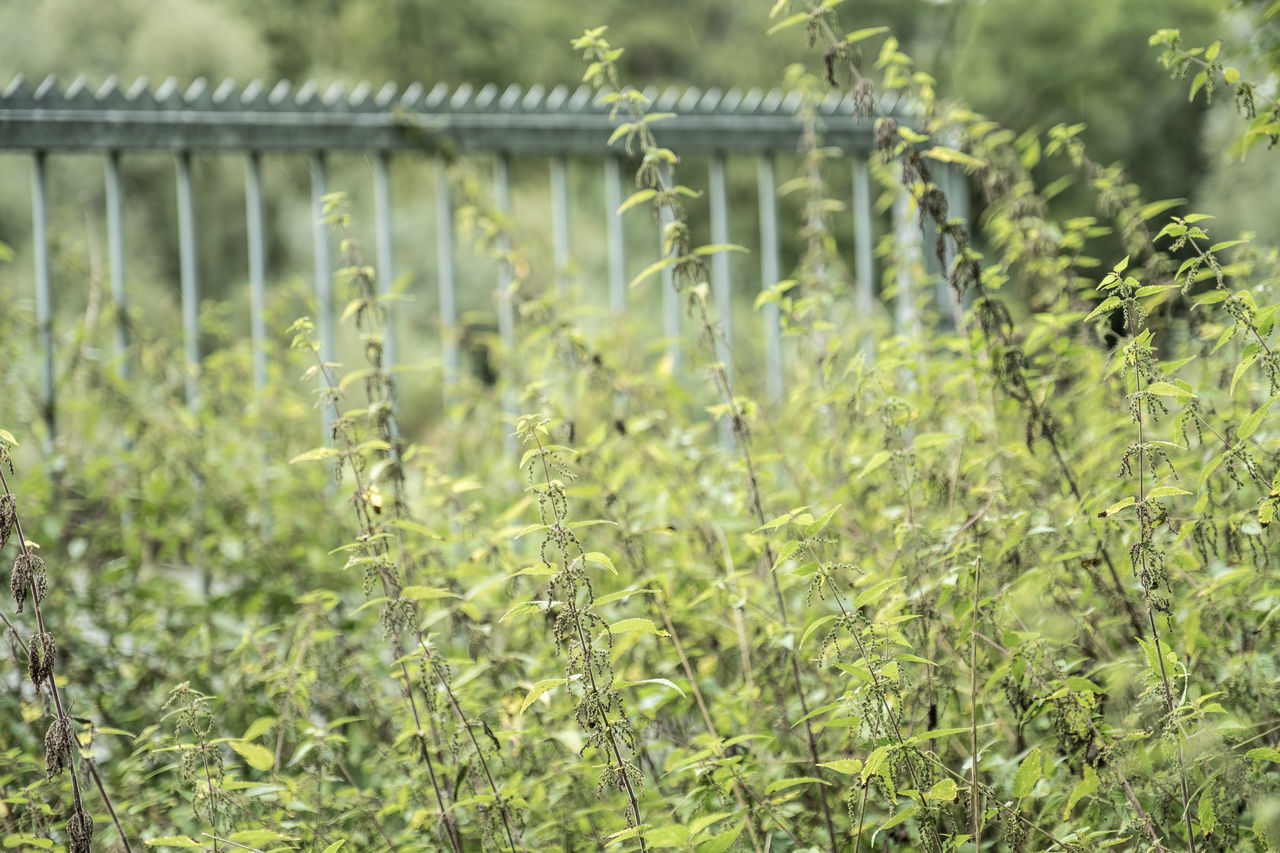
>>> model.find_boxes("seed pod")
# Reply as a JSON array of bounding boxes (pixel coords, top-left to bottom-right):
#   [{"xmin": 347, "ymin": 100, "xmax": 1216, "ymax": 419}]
[
  {"xmin": 44, "ymin": 715, "xmax": 74, "ymax": 778},
  {"xmin": 9, "ymin": 553, "xmax": 33, "ymax": 612},
  {"xmin": 67, "ymin": 810, "xmax": 94, "ymax": 853},
  {"xmin": 28, "ymin": 631, "xmax": 55, "ymax": 685},
  {"xmin": 0, "ymin": 494, "xmax": 15, "ymax": 548}
]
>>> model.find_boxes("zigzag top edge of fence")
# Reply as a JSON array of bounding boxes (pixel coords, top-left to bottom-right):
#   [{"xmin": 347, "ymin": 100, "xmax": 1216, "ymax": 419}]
[{"xmin": 0, "ymin": 74, "xmax": 897, "ymax": 120}]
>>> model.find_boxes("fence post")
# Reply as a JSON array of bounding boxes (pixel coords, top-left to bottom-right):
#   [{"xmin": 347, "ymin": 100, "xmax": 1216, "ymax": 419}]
[
  {"xmin": 105, "ymin": 150, "xmax": 128, "ymax": 381},
  {"xmin": 708, "ymin": 152, "xmax": 733, "ymax": 445},
  {"xmin": 309, "ymin": 152, "xmax": 336, "ymax": 433},
  {"xmin": 550, "ymin": 155, "xmax": 571, "ymax": 298},
  {"xmin": 31, "ymin": 150, "xmax": 54, "ymax": 440},
  {"xmin": 435, "ymin": 157, "xmax": 459, "ymax": 396},
  {"xmin": 494, "ymin": 153, "xmax": 517, "ymax": 454},
  {"xmin": 756, "ymin": 154, "xmax": 782, "ymax": 404},
  {"xmin": 658, "ymin": 161, "xmax": 680, "ymax": 372},
  {"xmin": 373, "ymin": 151, "xmax": 399, "ymax": 380},
  {"xmin": 175, "ymin": 151, "xmax": 201, "ymax": 412},
  {"xmin": 244, "ymin": 151, "xmax": 268, "ymax": 393},
  {"xmin": 605, "ymin": 156, "xmax": 626, "ymax": 313}
]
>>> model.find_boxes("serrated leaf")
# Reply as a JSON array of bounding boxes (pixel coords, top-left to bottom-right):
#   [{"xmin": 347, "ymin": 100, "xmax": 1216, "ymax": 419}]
[
  {"xmin": 1147, "ymin": 486, "xmax": 1191, "ymax": 500},
  {"xmin": 229, "ymin": 830, "xmax": 296, "ymax": 846},
  {"xmin": 290, "ymin": 446, "xmax": 340, "ymax": 464},
  {"xmin": 615, "ymin": 677, "xmax": 685, "ymax": 698},
  {"xmin": 321, "ymin": 842, "xmax": 347, "ymax": 853},
  {"xmin": 401, "ymin": 586, "xmax": 461, "ymax": 602},
  {"xmin": 875, "ymin": 804, "xmax": 918, "ymax": 837},
  {"xmin": 617, "ymin": 188, "xmax": 657, "ymax": 215},
  {"xmin": 229, "ymin": 740, "xmax": 275, "ymax": 771},
  {"xmin": 854, "ymin": 577, "xmax": 904, "ymax": 609},
  {"xmin": 1238, "ymin": 399, "xmax": 1272, "ymax": 440},
  {"xmin": 1063, "ymin": 766, "xmax": 1098, "ymax": 818},
  {"xmin": 692, "ymin": 243, "xmax": 749, "ymax": 257},
  {"xmin": 593, "ymin": 587, "xmax": 656, "ymax": 607},
  {"xmin": 695, "ymin": 826, "xmax": 743, "ymax": 853},
  {"xmin": 928, "ymin": 778, "xmax": 958, "ymax": 802},
  {"xmin": 0, "ymin": 429, "xmax": 18, "ymax": 447},
  {"xmin": 767, "ymin": 12, "xmax": 809, "ymax": 34},
  {"xmin": 144, "ymin": 838, "xmax": 201, "ymax": 849},
  {"xmin": 764, "ymin": 776, "xmax": 829, "ymax": 795},
  {"xmin": 1087, "ymin": 295, "xmax": 1123, "ymax": 321},
  {"xmin": 1012, "ymin": 747, "xmax": 1042, "ymax": 797},
  {"xmin": 1247, "ymin": 747, "xmax": 1280, "ymax": 763},
  {"xmin": 519, "ymin": 678, "xmax": 565, "ymax": 714},
  {"xmin": 608, "ymin": 617, "xmax": 667, "ymax": 636},
  {"xmin": 921, "ymin": 146, "xmax": 985, "ymax": 171},
  {"xmin": 845, "ymin": 25, "xmax": 890, "ymax": 43},
  {"xmin": 629, "ymin": 256, "xmax": 678, "ymax": 289},
  {"xmin": 1231, "ymin": 353, "xmax": 1259, "ymax": 397},
  {"xmin": 1100, "ymin": 496, "xmax": 1137, "ymax": 517},
  {"xmin": 799, "ymin": 615, "xmax": 839, "ymax": 651},
  {"xmin": 583, "ymin": 551, "xmax": 618, "ymax": 575},
  {"xmin": 819, "ymin": 758, "xmax": 864, "ymax": 775},
  {"xmin": 859, "ymin": 450, "xmax": 892, "ymax": 479}
]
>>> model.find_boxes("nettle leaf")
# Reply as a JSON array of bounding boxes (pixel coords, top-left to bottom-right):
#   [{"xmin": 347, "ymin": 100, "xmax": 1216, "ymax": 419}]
[
  {"xmin": 799, "ymin": 614, "xmax": 839, "ymax": 651},
  {"xmin": 144, "ymin": 839, "xmax": 201, "ymax": 849},
  {"xmin": 1063, "ymin": 766, "xmax": 1099, "ymax": 818},
  {"xmin": 928, "ymin": 778, "xmax": 958, "ymax": 802},
  {"xmin": 519, "ymin": 678, "xmax": 566, "ymax": 714},
  {"xmin": 1099, "ymin": 496, "xmax": 1137, "ymax": 518},
  {"xmin": 1238, "ymin": 399, "xmax": 1273, "ymax": 440},
  {"xmin": 1247, "ymin": 747, "xmax": 1280, "ymax": 764},
  {"xmin": 608, "ymin": 617, "xmax": 668, "ymax": 637},
  {"xmin": 229, "ymin": 740, "xmax": 274, "ymax": 771},
  {"xmin": 1012, "ymin": 747, "xmax": 1043, "ymax": 797},
  {"xmin": 401, "ymin": 586, "xmax": 461, "ymax": 601},
  {"xmin": 819, "ymin": 758, "xmax": 864, "ymax": 775}
]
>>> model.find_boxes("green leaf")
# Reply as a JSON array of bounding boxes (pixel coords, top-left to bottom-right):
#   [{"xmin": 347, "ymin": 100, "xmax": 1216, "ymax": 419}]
[
  {"xmin": 615, "ymin": 677, "xmax": 685, "ymax": 698},
  {"xmin": 1063, "ymin": 766, "xmax": 1098, "ymax": 818},
  {"xmin": 859, "ymin": 450, "xmax": 892, "ymax": 479},
  {"xmin": 592, "ymin": 587, "xmax": 656, "ymax": 607},
  {"xmin": 1231, "ymin": 353, "xmax": 1259, "ymax": 397},
  {"xmin": 845, "ymin": 25, "xmax": 890, "ymax": 43},
  {"xmin": 0, "ymin": 428, "xmax": 18, "ymax": 447},
  {"xmin": 853, "ymin": 577, "xmax": 904, "ymax": 609},
  {"xmin": 617, "ymin": 188, "xmax": 657, "ymax": 215},
  {"xmin": 1012, "ymin": 747, "xmax": 1043, "ymax": 797},
  {"xmin": 696, "ymin": 826, "xmax": 744, "ymax": 853},
  {"xmin": 765, "ymin": 776, "xmax": 830, "ymax": 795},
  {"xmin": 144, "ymin": 839, "xmax": 201, "ymax": 849},
  {"xmin": 921, "ymin": 146, "xmax": 985, "ymax": 171},
  {"xmin": 519, "ymin": 678, "xmax": 566, "ymax": 714},
  {"xmin": 1199, "ymin": 789, "xmax": 1217, "ymax": 835},
  {"xmin": 1099, "ymin": 496, "xmax": 1137, "ymax": 517},
  {"xmin": 1086, "ymin": 295, "xmax": 1123, "ymax": 321},
  {"xmin": 645, "ymin": 824, "xmax": 690, "ymax": 847},
  {"xmin": 229, "ymin": 830, "xmax": 297, "ymax": 846},
  {"xmin": 799, "ymin": 615, "xmax": 839, "ymax": 651},
  {"xmin": 608, "ymin": 617, "xmax": 667, "ymax": 637},
  {"xmin": 876, "ymin": 804, "xmax": 918, "ymax": 836},
  {"xmin": 229, "ymin": 740, "xmax": 275, "ymax": 771},
  {"xmin": 1247, "ymin": 747, "xmax": 1280, "ymax": 763},
  {"xmin": 928, "ymin": 778, "xmax": 958, "ymax": 802},
  {"xmin": 289, "ymin": 446, "xmax": 340, "ymax": 464},
  {"xmin": 1147, "ymin": 486, "xmax": 1191, "ymax": 500},
  {"xmin": 583, "ymin": 551, "xmax": 618, "ymax": 575},
  {"xmin": 401, "ymin": 585, "xmax": 461, "ymax": 602},
  {"xmin": 819, "ymin": 758, "xmax": 864, "ymax": 775},
  {"xmin": 629, "ymin": 256, "xmax": 679, "ymax": 289},
  {"xmin": 692, "ymin": 243, "xmax": 749, "ymax": 257},
  {"xmin": 767, "ymin": 12, "xmax": 809, "ymax": 34},
  {"xmin": 1238, "ymin": 399, "xmax": 1273, "ymax": 440}
]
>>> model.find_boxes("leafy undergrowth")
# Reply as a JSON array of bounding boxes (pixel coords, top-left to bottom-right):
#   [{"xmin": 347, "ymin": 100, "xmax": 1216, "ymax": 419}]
[{"xmin": 4, "ymin": 8, "xmax": 1280, "ymax": 853}]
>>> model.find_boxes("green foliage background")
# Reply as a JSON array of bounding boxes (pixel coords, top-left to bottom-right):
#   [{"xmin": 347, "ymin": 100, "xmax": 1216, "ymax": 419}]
[{"xmin": 2, "ymin": 2, "xmax": 1280, "ymax": 852}]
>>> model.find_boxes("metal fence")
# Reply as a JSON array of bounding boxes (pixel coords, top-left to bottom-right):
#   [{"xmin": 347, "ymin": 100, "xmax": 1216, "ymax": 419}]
[{"xmin": 0, "ymin": 74, "xmax": 968, "ymax": 437}]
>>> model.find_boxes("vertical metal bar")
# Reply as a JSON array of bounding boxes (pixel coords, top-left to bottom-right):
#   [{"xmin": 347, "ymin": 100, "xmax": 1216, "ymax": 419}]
[
  {"xmin": 708, "ymin": 153, "xmax": 733, "ymax": 445},
  {"xmin": 31, "ymin": 151, "xmax": 54, "ymax": 438},
  {"xmin": 852, "ymin": 155, "xmax": 875, "ymax": 336},
  {"xmin": 550, "ymin": 155, "xmax": 571, "ymax": 298},
  {"xmin": 176, "ymin": 151, "xmax": 200, "ymax": 412},
  {"xmin": 605, "ymin": 156, "xmax": 626, "ymax": 312},
  {"xmin": 310, "ymin": 153, "xmax": 336, "ymax": 431},
  {"xmin": 435, "ymin": 157, "xmax": 459, "ymax": 392},
  {"xmin": 105, "ymin": 151, "xmax": 128, "ymax": 380},
  {"xmin": 373, "ymin": 151, "xmax": 399, "ymax": 376},
  {"xmin": 245, "ymin": 152, "xmax": 268, "ymax": 393},
  {"xmin": 756, "ymin": 154, "xmax": 782, "ymax": 404},
  {"xmin": 946, "ymin": 163, "xmax": 972, "ymax": 323},
  {"xmin": 892, "ymin": 187, "xmax": 920, "ymax": 336},
  {"xmin": 494, "ymin": 153, "xmax": 516, "ymax": 454},
  {"xmin": 657, "ymin": 162, "xmax": 680, "ymax": 371}
]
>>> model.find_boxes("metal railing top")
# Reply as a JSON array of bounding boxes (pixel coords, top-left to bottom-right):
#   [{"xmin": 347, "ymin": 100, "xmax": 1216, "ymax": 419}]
[{"xmin": 0, "ymin": 74, "xmax": 904, "ymax": 154}]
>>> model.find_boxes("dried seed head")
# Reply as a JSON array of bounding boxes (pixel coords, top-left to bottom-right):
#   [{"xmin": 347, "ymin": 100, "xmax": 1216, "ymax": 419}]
[
  {"xmin": 67, "ymin": 810, "xmax": 94, "ymax": 853},
  {"xmin": 28, "ymin": 631, "xmax": 55, "ymax": 685},
  {"xmin": 44, "ymin": 715, "xmax": 74, "ymax": 778},
  {"xmin": 0, "ymin": 494, "xmax": 15, "ymax": 548},
  {"xmin": 874, "ymin": 117, "xmax": 899, "ymax": 153},
  {"xmin": 10, "ymin": 552, "xmax": 46, "ymax": 612}
]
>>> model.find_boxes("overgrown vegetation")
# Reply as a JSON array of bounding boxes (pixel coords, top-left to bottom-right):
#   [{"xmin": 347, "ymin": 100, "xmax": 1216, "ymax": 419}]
[{"xmin": 4, "ymin": 3, "xmax": 1280, "ymax": 851}]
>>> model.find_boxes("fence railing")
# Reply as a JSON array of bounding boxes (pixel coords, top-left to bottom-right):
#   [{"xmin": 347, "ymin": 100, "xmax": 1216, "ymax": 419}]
[{"xmin": 0, "ymin": 74, "xmax": 968, "ymax": 437}]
